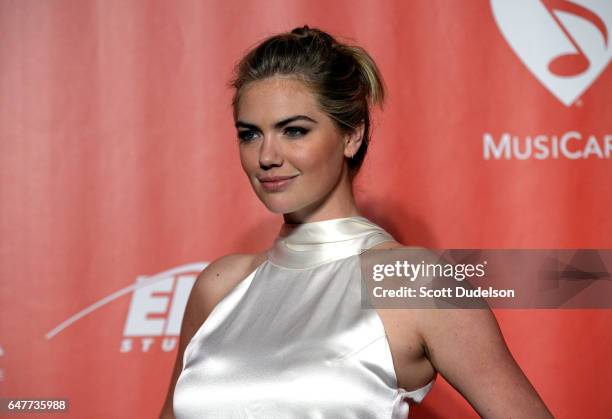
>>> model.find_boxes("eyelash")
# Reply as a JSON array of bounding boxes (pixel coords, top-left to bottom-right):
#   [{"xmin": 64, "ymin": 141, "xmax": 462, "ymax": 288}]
[{"xmin": 237, "ymin": 127, "xmax": 309, "ymax": 142}]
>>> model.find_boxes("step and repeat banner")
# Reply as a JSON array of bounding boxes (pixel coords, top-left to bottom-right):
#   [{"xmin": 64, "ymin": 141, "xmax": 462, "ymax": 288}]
[{"xmin": 1, "ymin": 0, "xmax": 611, "ymax": 418}]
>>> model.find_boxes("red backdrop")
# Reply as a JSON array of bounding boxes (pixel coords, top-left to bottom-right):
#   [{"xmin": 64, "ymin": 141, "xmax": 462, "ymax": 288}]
[{"xmin": 1, "ymin": 0, "xmax": 611, "ymax": 418}]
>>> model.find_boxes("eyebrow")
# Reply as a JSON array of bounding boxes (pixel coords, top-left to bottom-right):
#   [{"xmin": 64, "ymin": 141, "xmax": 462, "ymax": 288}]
[{"xmin": 235, "ymin": 115, "xmax": 318, "ymax": 130}]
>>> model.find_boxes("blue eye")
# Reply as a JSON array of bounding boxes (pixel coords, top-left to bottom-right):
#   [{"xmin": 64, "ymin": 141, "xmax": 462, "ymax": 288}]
[
  {"xmin": 285, "ymin": 127, "xmax": 309, "ymax": 137},
  {"xmin": 237, "ymin": 127, "xmax": 308, "ymax": 142},
  {"xmin": 237, "ymin": 130, "xmax": 257, "ymax": 142}
]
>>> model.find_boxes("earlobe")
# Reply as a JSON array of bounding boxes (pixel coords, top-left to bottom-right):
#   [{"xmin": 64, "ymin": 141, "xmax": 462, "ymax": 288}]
[{"xmin": 344, "ymin": 122, "xmax": 365, "ymax": 158}]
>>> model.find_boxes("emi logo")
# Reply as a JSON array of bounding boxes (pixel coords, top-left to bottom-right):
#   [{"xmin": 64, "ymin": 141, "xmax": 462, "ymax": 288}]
[{"xmin": 121, "ymin": 263, "xmax": 206, "ymax": 353}]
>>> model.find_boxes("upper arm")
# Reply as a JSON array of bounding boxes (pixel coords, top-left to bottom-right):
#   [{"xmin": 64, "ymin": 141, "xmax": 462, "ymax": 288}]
[
  {"xmin": 157, "ymin": 252, "xmax": 265, "ymax": 418},
  {"xmin": 418, "ymin": 308, "xmax": 553, "ymax": 418},
  {"xmin": 370, "ymin": 242, "xmax": 552, "ymax": 416}
]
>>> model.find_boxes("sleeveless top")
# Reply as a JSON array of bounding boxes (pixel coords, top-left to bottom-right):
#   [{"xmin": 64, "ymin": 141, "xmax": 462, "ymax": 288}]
[{"xmin": 173, "ymin": 216, "xmax": 435, "ymax": 418}]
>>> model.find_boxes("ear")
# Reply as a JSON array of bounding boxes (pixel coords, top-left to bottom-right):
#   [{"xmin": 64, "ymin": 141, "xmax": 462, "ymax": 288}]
[{"xmin": 343, "ymin": 121, "xmax": 365, "ymax": 159}]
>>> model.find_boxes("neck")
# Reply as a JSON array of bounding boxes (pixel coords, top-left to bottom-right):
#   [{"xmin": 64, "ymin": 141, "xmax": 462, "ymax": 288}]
[{"xmin": 283, "ymin": 205, "xmax": 361, "ymax": 225}]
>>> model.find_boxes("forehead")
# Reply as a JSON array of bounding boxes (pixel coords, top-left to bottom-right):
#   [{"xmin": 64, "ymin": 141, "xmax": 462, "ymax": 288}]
[{"xmin": 236, "ymin": 76, "xmax": 321, "ymax": 120}]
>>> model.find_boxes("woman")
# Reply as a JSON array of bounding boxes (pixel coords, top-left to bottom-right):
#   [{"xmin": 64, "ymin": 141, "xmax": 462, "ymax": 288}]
[{"xmin": 160, "ymin": 26, "xmax": 552, "ymax": 418}]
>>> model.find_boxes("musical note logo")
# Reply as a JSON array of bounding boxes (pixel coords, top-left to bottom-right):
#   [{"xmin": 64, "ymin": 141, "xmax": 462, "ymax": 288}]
[
  {"xmin": 542, "ymin": 0, "xmax": 608, "ymax": 76},
  {"xmin": 491, "ymin": 0, "xmax": 612, "ymax": 106}
]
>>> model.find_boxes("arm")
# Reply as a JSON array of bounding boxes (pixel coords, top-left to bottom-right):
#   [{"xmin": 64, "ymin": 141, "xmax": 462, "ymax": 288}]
[
  {"xmin": 157, "ymin": 253, "xmax": 264, "ymax": 419},
  {"xmin": 418, "ymin": 307, "xmax": 553, "ymax": 418}
]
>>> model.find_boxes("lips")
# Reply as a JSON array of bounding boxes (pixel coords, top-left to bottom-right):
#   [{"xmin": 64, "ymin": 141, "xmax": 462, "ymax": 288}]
[
  {"xmin": 257, "ymin": 174, "xmax": 298, "ymax": 192},
  {"xmin": 258, "ymin": 175, "xmax": 297, "ymax": 182}
]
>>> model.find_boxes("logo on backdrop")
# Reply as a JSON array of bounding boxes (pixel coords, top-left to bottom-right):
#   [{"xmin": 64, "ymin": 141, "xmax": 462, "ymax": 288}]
[
  {"xmin": 483, "ymin": 131, "xmax": 611, "ymax": 160},
  {"xmin": 485, "ymin": 1, "xmax": 611, "ymax": 160},
  {"xmin": 45, "ymin": 263, "xmax": 205, "ymax": 353},
  {"xmin": 491, "ymin": 0, "xmax": 612, "ymax": 106}
]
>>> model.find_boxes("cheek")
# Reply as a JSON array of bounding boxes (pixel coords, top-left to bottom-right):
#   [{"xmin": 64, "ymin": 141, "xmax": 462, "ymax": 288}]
[
  {"xmin": 296, "ymin": 141, "xmax": 343, "ymax": 181},
  {"xmin": 238, "ymin": 146, "xmax": 257, "ymax": 175}
]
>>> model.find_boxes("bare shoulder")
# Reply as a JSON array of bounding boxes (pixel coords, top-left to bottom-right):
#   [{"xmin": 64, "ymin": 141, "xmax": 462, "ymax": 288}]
[
  {"xmin": 192, "ymin": 252, "xmax": 267, "ymax": 303},
  {"xmin": 369, "ymin": 240, "xmax": 406, "ymax": 250},
  {"xmin": 183, "ymin": 252, "xmax": 267, "ymax": 342},
  {"xmin": 366, "ymin": 241, "xmax": 552, "ymax": 416},
  {"xmin": 369, "ymin": 240, "xmax": 427, "ymax": 251},
  {"xmin": 158, "ymin": 251, "xmax": 267, "ymax": 418}
]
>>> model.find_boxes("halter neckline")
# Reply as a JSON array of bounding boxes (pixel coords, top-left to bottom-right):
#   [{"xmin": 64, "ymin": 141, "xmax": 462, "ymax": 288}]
[{"xmin": 268, "ymin": 216, "xmax": 395, "ymax": 269}]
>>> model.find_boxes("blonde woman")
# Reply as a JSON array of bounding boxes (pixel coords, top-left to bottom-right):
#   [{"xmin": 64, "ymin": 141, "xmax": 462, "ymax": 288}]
[{"xmin": 160, "ymin": 26, "xmax": 552, "ymax": 419}]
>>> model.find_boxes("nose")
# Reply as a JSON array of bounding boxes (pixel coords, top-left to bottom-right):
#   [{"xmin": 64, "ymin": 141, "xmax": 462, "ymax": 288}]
[{"xmin": 259, "ymin": 134, "xmax": 283, "ymax": 168}]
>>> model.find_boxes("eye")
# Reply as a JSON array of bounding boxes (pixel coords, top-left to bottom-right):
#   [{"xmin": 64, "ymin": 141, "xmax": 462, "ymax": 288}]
[
  {"xmin": 285, "ymin": 126, "xmax": 309, "ymax": 138},
  {"xmin": 237, "ymin": 130, "xmax": 258, "ymax": 142}
]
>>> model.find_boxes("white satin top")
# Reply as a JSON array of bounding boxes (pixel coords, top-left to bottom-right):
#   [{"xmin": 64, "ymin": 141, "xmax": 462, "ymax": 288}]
[{"xmin": 173, "ymin": 216, "xmax": 435, "ymax": 418}]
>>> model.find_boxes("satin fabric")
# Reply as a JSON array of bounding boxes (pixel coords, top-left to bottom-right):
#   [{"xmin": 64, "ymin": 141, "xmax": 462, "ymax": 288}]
[{"xmin": 173, "ymin": 216, "xmax": 435, "ymax": 418}]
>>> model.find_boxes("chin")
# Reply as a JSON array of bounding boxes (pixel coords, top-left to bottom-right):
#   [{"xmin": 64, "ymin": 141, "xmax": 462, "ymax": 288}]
[
  {"xmin": 261, "ymin": 200, "xmax": 299, "ymax": 215},
  {"xmin": 256, "ymin": 194, "xmax": 307, "ymax": 215}
]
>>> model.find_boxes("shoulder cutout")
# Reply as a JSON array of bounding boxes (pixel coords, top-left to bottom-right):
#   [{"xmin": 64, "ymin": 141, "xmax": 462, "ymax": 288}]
[{"xmin": 179, "ymin": 252, "xmax": 267, "ymax": 348}]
